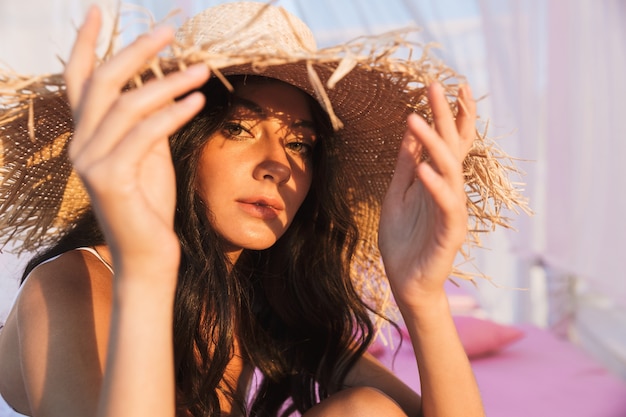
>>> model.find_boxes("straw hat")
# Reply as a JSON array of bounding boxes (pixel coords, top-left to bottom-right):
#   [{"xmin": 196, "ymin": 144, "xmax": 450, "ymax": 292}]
[{"xmin": 0, "ymin": 2, "xmax": 528, "ymax": 310}]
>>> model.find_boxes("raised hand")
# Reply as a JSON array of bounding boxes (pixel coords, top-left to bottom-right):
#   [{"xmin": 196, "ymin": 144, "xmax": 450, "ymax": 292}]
[
  {"xmin": 65, "ymin": 6, "xmax": 210, "ymax": 277},
  {"xmin": 378, "ymin": 82, "xmax": 476, "ymax": 309}
]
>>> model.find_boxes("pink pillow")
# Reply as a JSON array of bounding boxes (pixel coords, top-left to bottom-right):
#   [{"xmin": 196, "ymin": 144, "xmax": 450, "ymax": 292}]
[
  {"xmin": 368, "ymin": 316, "xmax": 524, "ymax": 359},
  {"xmin": 452, "ymin": 316, "xmax": 525, "ymax": 358}
]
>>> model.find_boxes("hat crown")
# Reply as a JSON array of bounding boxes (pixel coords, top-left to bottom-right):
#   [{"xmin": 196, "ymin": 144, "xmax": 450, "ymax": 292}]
[{"xmin": 175, "ymin": 2, "xmax": 317, "ymax": 56}]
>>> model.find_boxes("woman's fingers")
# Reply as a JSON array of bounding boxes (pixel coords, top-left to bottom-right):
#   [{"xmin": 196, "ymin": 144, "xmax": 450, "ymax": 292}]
[
  {"xmin": 416, "ymin": 161, "xmax": 464, "ymax": 220},
  {"xmin": 394, "ymin": 81, "xmax": 477, "ymax": 195},
  {"xmin": 455, "ymin": 84, "xmax": 477, "ymax": 157},
  {"xmin": 64, "ymin": 5, "xmax": 101, "ymax": 111},
  {"xmin": 68, "ymin": 23, "xmax": 176, "ymax": 153},
  {"xmin": 102, "ymin": 92, "xmax": 205, "ymax": 172},
  {"xmin": 78, "ymin": 92, "xmax": 204, "ymax": 224},
  {"xmin": 389, "ymin": 103, "xmax": 468, "ymax": 199},
  {"xmin": 427, "ymin": 82, "xmax": 477, "ymax": 161},
  {"xmin": 387, "ymin": 118, "xmax": 423, "ymax": 198},
  {"xmin": 71, "ymin": 64, "xmax": 209, "ymax": 165},
  {"xmin": 428, "ymin": 82, "xmax": 458, "ymax": 150},
  {"xmin": 76, "ymin": 26, "xmax": 175, "ymax": 138},
  {"xmin": 85, "ymin": 24, "xmax": 175, "ymax": 96},
  {"xmin": 407, "ymin": 113, "xmax": 460, "ymax": 181},
  {"xmin": 63, "ymin": 8, "xmax": 210, "ymax": 219}
]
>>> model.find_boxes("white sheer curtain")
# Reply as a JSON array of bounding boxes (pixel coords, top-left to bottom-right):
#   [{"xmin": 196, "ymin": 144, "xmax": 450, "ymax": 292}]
[
  {"xmin": 475, "ymin": 0, "xmax": 626, "ymax": 377},
  {"xmin": 1, "ymin": 0, "xmax": 625, "ymax": 377},
  {"xmin": 543, "ymin": 0, "xmax": 626, "ymax": 377}
]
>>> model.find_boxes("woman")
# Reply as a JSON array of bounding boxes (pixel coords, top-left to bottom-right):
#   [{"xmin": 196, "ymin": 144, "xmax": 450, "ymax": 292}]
[{"xmin": 0, "ymin": 2, "xmax": 521, "ymax": 416}]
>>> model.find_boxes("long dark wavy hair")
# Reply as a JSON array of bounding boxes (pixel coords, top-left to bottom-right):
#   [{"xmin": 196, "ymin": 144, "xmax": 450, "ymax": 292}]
[{"xmin": 22, "ymin": 75, "xmax": 376, "ymax": 417}]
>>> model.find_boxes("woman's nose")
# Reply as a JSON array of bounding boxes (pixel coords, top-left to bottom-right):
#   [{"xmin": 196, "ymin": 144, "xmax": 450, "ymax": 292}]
[{"xmin": 253, "ymin": 136, "xmax": 291, "ymax": 184}]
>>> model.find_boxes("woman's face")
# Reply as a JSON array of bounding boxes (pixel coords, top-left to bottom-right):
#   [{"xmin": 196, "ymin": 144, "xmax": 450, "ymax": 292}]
[{"xmin": 196, "ymin": 79, "xmax": 317, "ymax": 258}]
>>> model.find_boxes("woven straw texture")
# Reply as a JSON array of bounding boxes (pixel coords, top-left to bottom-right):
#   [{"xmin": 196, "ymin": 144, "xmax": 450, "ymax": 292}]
[{"xmin": 0, "ymin": 2, "xmax": 529, "ymax": 314}]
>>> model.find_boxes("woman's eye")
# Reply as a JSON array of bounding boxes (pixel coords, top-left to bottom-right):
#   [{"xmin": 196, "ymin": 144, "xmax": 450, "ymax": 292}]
[
  {"xmin": 223, "ymin": 122, "xmax": 252, "ymax": 139},
  {"xmin": 287, "ymin": 141, "xmax": 313, "ymax": 157}
]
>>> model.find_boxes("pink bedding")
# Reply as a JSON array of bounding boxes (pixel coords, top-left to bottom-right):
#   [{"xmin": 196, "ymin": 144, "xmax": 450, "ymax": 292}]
[{"xmin": 376, "ymin": 324, "xmax": 626, "ymax": 416}]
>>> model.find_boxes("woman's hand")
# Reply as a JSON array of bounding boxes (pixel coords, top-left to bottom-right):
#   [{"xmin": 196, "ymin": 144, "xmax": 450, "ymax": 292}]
[
  {"xmin": 62, "ymin": 8, "xmax": 211, "ymax": 417},
  {"xmin": 65, "ymin": 6, "xmax": 210, "ymax": 277},
  {"xmin": 378, "ymin": 83, "xmax": 485, "ymax": 416},
  {"xmin": 378, "ymin": 82, "xmax": 476, "ymax": 309}
]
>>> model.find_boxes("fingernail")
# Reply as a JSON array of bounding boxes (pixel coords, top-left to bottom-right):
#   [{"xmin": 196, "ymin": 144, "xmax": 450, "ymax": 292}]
[
  {"xmin": 85, "ymin": 4, "xmax": 97, "ymax": 19},
  {"xmin": 150, "ymin": 25, "xmax": 175, "ymax": 39},
  {"xmin": 460, "ymin": 83, "xmax": 472, "ymax": 98},
  {"xmin": 407, "ymin": 112, "xmax": 428, "ymax": 127},
  {"xmin": 81, "ymin": 4, "xmax": 99, "ymax": 26}
]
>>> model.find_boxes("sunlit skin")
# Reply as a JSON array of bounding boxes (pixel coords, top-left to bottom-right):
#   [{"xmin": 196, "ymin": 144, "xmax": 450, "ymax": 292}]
[
  {"xmin": 0, "ymin": 6, "xmax": 485, "ymax": 417},
  {"xmin": 196, "ymin": 80, "xmax": 317, "ymax": 262}
]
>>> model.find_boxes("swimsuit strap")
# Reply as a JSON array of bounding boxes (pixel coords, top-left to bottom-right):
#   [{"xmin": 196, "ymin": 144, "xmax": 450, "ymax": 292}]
[{"xmin": 75, "ymin": 247, "xmax": 114, "ymax": 274}]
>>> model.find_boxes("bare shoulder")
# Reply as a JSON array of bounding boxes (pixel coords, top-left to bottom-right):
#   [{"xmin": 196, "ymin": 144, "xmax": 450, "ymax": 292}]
[
  {"xmin": 17, "ymin": 248, "xmax": 114, "ymax": 325},
  {"xmin": 15, "ymin": 248, "xmax": 115, "ymax": 359},
  {"xmin": 7, "ymin": 248, "xmax": 115, "ymax": 415}
]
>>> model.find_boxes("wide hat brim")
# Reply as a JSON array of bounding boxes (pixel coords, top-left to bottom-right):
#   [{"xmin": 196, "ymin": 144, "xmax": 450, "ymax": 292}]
[{"xmin": 0, "ymin": 2, "xmax": 530, "ymax": 315}]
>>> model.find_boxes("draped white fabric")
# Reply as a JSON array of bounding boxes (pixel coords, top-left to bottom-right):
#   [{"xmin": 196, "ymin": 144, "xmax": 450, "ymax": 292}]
[{"xmin": 1, "ymin": 0, "xmax": 624, "ymax": 377}]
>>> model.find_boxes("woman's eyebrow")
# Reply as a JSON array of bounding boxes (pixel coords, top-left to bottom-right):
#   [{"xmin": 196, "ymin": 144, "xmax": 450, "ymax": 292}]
[
  {"xmin": 292, "ymin": 120, "xmax": 316, "ymax": 132},
  {"xmin": 230, "ymin": 96, "xmax": 265, "ymax": 117},
  {"xmin": 231, "ymin": 96, "xmax": 315, "ymax": 130}
]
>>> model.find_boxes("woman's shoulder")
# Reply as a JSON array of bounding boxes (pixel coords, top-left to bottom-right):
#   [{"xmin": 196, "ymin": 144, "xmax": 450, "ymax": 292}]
[
  {"xmin": 22, "ymin": 247, "xmax": 111, "ymax": 292},
  {"xmin": 16, "ymin": 247, "xmax": 114, "ymax": 327},
  {"xmin": 0, "ymin": 248, "xmax": 114, "ymax": 415}
]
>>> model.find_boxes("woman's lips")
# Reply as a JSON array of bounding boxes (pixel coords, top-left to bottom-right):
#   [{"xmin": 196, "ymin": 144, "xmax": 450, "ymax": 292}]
[{"xmin": 237, "ymin": 200, "xmax": 281, "ymax": 220}]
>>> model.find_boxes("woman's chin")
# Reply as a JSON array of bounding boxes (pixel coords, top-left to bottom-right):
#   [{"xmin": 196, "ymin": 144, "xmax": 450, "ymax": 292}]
[{"xmin": 223, "ymin": 233, "xmax": 282, "ymax": 253}]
